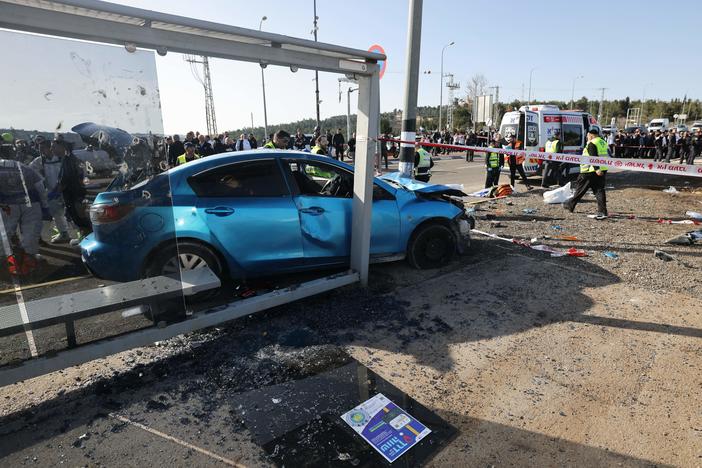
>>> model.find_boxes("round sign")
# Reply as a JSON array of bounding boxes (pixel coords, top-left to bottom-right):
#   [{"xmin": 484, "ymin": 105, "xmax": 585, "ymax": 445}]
[{"xmin": 368, "ymin": 44, "xmax": 387, "ymax": 80}]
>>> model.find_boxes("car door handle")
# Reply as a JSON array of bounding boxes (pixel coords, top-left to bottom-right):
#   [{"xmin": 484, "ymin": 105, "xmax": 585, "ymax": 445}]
[
  {"xmin": 299, "ymin": 206, "xmax": 325, "ymax": 215},
  {"xmin": 204, "ymin": 207, "xmax": 235, "ymax": 216}
]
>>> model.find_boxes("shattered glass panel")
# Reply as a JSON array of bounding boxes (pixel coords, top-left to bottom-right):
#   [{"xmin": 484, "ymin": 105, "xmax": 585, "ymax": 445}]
[{"xmin": 231, "ymin": 351, "xmax": 457, "ymax": 467}]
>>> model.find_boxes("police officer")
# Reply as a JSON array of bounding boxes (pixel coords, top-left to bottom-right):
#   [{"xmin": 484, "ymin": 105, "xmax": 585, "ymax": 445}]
[
  {"xmin": 563, "ymin": 128, "xmax": 609, "ymax": 219},
  {"xmin": 311, "ymin": 135, "xmax": 329, "ymax": 155},
  {"xmin": 484, "ymin": 134, "xmax": 504, "ymax": 188},
  {"xmin": 0, "ymin": 157, "xmax": 49, "ymax": 275},
  {"xmin": 262, "ymin": 130, "xmax": 290, "ymax": 150},
  {"xmin": 542, "ymin": 130, "xmax": 563, "ymax": 187},
  {"xmin": 414, "ymin": 143, "xmax": 434, "ymax": 182},
  {"xmin": 176, "ymin": 142, "xmax": 200, "ymax": 166}
]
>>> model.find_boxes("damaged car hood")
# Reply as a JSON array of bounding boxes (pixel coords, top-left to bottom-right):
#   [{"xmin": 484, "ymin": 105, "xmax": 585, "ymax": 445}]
[{"xmin": 380, "ymin": 172, "xmax": 467, "ymax": 197}]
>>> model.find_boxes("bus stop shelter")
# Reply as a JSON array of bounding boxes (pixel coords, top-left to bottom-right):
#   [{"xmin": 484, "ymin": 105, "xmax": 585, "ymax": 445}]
[{"xmin": 0, "ymin": 0, "xmax": 384, "ymax": 385}]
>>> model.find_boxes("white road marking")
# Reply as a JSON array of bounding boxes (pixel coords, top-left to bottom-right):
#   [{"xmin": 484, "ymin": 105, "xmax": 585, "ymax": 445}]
[{"xmin": 109, "ymin": 413, "xmax": 246, "ymax": 467}]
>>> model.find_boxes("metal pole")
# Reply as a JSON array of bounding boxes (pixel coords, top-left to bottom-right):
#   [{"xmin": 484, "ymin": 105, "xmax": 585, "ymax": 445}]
[
  {"xmin": 347, "ymin": 87, "xmax": 352, "ymax": 142},
  {"xmin": 570, "ymin": 75, "xmax": 583, "ymax": 109},
  {"xmin": 259, "ymin": 16, "xmax": 268, "ymax": 140},
  {"xmin": 527, "ymin": 67, "xmax": 536, "ymax": 106},
  {"xmin": 438, "ymin": 41, "xmax": 453, "ymax": 131},
  {"xmin": 250, "ymin": 112, "xmax": 254, "ymax": 132},
  {"xmin": 313, "ymin": 0, "xmax": 320, "ymax": 127},
  {"xmin": 398, "ymin": 0, "xmax": 423, "ymax": 178}
]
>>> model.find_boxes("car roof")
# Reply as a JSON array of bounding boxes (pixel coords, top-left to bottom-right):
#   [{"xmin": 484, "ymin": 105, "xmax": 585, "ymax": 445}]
[{"xmin": 168, "ymin": 149, "xmax": 355, "ymax": 174}]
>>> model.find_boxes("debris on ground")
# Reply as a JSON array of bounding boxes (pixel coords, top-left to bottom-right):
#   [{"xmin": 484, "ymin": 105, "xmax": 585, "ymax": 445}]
[
  {"xmin": 654, "ymin": 249, "xmax": 675, "ymax": 261},
  {"xmin": 543, "ymin": 182, "xmax": 574, "ymax": 204},
  {"xmin": 685, "ymin": 211, "xmax": 702, "ymax": 221},
  {"xmin": 663, "ymin": 186, "xmax": 679, "ymax": 194},
  {"xmin": 603, "ymin": 251, "xmax": 619, "ymax": 259},
  {"xmin": 665, "ymin": 229, "xmax": 702, "ymax": 245},
  {"xmin": 657, "ymin": 219, "xmax": 701, "ymax": 225},
  {"xmin": 522, "ymin": 208, "xmax": 537, "ymax": 214}
]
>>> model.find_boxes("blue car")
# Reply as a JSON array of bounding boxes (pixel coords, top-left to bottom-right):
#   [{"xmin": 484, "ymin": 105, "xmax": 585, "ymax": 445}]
[{"xmin": 80, "ymin": 150, "xmax": 473, "ymax": 284}]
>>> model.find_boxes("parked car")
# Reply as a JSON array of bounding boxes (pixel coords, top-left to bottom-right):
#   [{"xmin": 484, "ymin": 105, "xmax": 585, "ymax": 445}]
[
  {"xmin": 690, "ymin": 122, "xmax": 702, "ymax": 133},
  {"xmin": 80, "ymin": 151, "xmax": 474, "ymax": 286},
  {"xmin": 73, "ymin": 147, "xmax": 118, "ymax": 177},
  {"xmin": 647, "ymin": 118, "xmax": 669, "ymax": 133},
  {"xmin": 675, "ymin": 124, "xmax": 688, "ymax": 133}
]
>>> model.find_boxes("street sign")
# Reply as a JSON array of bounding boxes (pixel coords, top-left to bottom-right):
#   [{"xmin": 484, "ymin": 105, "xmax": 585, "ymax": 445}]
[{"xmin": 368, "ymin": 44, "xmax": 386, "ymax": 80}]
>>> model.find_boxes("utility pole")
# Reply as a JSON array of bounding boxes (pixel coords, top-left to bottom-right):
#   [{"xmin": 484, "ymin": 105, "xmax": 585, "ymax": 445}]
[
  {"xmin": 339, "ymin": 77, "xmax": 358, "ymax": 141},
  {"xmin": 570, "ymin": 75, "xmax": 583, "ymax": 109},
  {"xmin": 399, "ymin": 0, "xmax": 423, "ymax": 178},
  {"xmin": 596, "ymin": 87, "xmax": 607, "ymax": 122},
  {"xmin": 438, "ymin": 41, "xmax": 454, "ymax": 131},
  {"xmin": 184, "ymin": 55, "xmax": 218, "ymax": 136},
  {"xmin": 488, "ymin": 85, "xmax": 499, "ymax": 127},
  {"xmin": 313, "ymin": 0, "xmax": 320, "ymax": 127}
]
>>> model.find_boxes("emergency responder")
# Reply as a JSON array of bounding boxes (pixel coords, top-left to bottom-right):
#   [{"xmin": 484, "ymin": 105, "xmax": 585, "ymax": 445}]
[
  {"xmin": 414, "ymin": 143, "xmax": 434, "ymax": 182},
  {"xmin": 311, "ymin": 135, "xmax": 329, "ymax": 155},
  {"xmin": 484, "ymin": 134, "xmax": 504, "ymax": 188},
  {"xmin": 262, "ymin": 130, "xmax": 290, "ymax": 150},
  {"xmin": 0, "ymin": 156, "xmax": 49, "ymax": 275},
  {"xmin": 563, "ymin": 128, "xmax": 609, "ymax": 219},
  {"xmin": 176, "ymin": 142, "xmax": 200, "ymax": 166},
  {"xmin": 30, "ymin": 139, "xmax": 71, "ymax": 244},
  {"xmin": 504, "ymin": 134, "xmax": 532, "ymax": 190},
  {"xmin": 542, "ymin": 130, "xmax": 563, "ymax": 187}
]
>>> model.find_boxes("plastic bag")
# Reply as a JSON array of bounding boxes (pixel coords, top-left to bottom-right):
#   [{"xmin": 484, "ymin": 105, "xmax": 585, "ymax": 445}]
[{"xmin": 543, "ymin": 182, "xmax": 574, "ymax": 204}]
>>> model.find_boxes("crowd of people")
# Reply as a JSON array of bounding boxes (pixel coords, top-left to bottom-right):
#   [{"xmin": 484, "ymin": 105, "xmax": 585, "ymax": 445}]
[
  {"xmin": 610, "ymin": 128, "xmax": 701, "ymax": 165},
  {"xmin": 165, "ymin": 127, "xmax": 357, "ymax": 167}
]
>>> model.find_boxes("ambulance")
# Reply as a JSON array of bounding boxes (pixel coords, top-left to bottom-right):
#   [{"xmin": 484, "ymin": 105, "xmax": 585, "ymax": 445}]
[{"xmin": 498, "ymin": 105, "xmax": 601, "ymax": 177}]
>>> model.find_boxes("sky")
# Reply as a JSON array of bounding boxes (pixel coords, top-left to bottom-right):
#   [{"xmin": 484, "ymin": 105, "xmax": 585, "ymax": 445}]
[{"xmin": 3, "ymin": 0, "xmax": 700, "ymax": 134}]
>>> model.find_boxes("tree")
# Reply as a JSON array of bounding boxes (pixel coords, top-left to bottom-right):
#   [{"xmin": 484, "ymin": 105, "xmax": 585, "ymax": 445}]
[
  {"xmin": 466, "ymin": 73, "xmax": 488, "ymax": 102},
  {"xmin": 380, "ymin": 118, "xmax": 392, "ymax": 135}
]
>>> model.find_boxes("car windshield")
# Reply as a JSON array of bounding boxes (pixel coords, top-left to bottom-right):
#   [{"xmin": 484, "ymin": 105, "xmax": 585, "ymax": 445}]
[{"xmin": 650, "ymin": 122, "xmax": 662, "ymax": 127}]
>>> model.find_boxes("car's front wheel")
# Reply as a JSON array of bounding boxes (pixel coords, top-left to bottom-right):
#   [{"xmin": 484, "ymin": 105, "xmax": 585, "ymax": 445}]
[{"xmin": 407, "ymin": 223, "xmax": 456, "ymax": 269}]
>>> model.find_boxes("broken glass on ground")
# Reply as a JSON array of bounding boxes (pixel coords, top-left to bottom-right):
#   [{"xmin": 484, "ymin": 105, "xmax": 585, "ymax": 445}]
[{"xmin": 229, "ymin": 352, "xmax": 456, "ymax": 467}]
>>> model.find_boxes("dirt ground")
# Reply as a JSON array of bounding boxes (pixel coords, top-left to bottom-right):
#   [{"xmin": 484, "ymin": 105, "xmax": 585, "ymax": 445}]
[{"xmin": 0, "ymin": 170, "xmax": 701, "ymax": 467}]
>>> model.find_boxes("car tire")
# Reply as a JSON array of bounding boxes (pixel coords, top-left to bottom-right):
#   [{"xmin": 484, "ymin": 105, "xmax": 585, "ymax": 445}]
[
  {"xmin": 407, "ymin": 223, "xmax": 456, "ymax": 270},
  {"xmin": 144, "ymin": 241, "xmax": 224, "ymax": 313}
]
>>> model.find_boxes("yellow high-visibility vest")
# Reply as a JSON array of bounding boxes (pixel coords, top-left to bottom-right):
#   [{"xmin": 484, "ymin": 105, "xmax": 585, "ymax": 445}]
[{"xmin": 581, "ymin": 137, "xmax": 609, "ymax": 173}]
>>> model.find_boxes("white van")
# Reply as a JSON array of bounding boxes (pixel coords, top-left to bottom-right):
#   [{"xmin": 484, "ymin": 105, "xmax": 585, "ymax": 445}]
[
  {"xmin": 498, "ymin": 105, "xmax": 600, "ymax": 177},
  {"xmin": 647, "ymin": 118, "xmax": 669, "ymax": 133}
]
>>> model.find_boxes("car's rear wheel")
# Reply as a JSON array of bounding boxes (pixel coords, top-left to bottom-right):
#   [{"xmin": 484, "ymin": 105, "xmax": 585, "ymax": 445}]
[
  {"xmin": 407, "ymin": 223, "xmax": 456, "ymax": 269},
  {"xmin": 143, "ymin": 242, "xmax": 224, "ymax": 320}
]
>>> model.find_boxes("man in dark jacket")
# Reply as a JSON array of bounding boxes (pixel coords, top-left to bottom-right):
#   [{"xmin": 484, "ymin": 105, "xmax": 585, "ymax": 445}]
[
  {"xmin": 197, "ymin": 135, "xmax": 214, "ymax": 157},
  {"xmin": 666, "ymin": 129, "xmax": 677, "ymax": 163},
  {"xmin": 52, "ymin": 139, "xmax": 91, "ymax": 244},
  {"xmin": 168, "ymin": 135, "xmax": 185, "ymax": 167},
  {"xmin": 332, "ymin": 129, "xmax": 345, "ymax": 161}
]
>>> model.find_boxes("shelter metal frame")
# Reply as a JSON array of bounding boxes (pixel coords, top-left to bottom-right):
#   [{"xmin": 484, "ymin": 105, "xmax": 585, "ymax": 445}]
[{"xmin": 0, "ymin": 0, "xmax": 383, "ymax": 386}]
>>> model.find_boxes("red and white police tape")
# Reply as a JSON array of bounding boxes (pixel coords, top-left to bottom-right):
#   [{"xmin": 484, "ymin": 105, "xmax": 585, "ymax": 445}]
[{"xmin": 378, "ymin": 138, "xmax": 702, "ymax": 178}]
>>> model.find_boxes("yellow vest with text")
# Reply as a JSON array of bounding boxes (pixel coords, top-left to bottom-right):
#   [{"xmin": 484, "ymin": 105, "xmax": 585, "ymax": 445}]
[
  {"xmin": 311, "ymin": 145, "xmax": 326, "ymax": 155},
  {"xmin": 487, "ymin": 145, "xmax": 500, "ymax": 168},
  {"xmin": 581, "ymin": 137, "xmax": 609, "ymax": 173},
  {"xmin": 416, "ymin": 148, "xmax": 432, "ymax": 173},
  {"xmin": 545, "ymin": 138, "xmax": 560, "ymax": 153},
  {"xmin": 263, "ymin": 141, "xmax": 275, "ymax": 149},
  {"xmin": 176, "ymin": 153, "xmax": 200, "ymax": 166}
]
